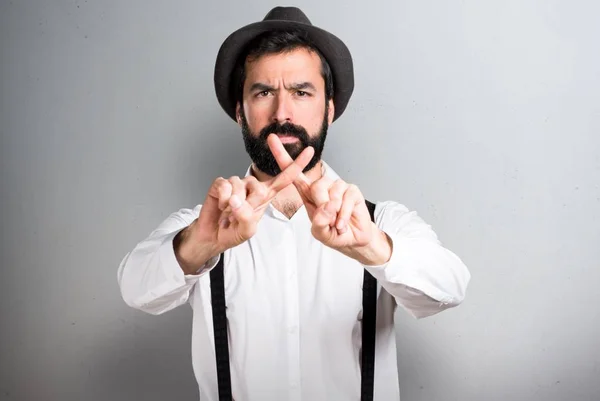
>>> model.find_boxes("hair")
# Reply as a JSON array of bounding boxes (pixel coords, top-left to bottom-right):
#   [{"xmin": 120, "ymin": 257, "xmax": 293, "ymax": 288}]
[{"xmin": 231, "ymin": 29, "xmax": 334, "ymax": 108}]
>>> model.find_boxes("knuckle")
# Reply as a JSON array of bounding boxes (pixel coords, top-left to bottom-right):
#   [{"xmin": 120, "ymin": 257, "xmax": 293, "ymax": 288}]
[
  {"xmin": 348, "ymin": 184, "xmax": 361, "ymax": 195},
  {"xmin": 320, "ymin": 177, "xmax": 334, "ymax": 189},
  {"xmin": 312, "ymin": 179, "xmax": 330, "ymax": 195},
  {"xmin": 217, "ymin": 180, "xmax": 232, "ymax": 193},
  {"xmin": 214, "ymin": 177, "xmax": 226, "ymax": 188},
  {"xmin": 331, "ymin": 180, "xmax": 347, "ymax": 194}
]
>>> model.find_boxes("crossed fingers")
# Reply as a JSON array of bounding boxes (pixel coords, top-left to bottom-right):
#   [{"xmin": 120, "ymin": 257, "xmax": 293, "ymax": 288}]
[
  {"xmin": 216, "ymin": 139, "xmax": 315, "ymax": 224},
  {"xmin": 266, "ymin": 134, "xmax": 364, "ymax": 234}
]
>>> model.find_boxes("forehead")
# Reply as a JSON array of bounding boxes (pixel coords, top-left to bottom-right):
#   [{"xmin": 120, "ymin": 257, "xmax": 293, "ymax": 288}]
[{"xmin": 244, "ymin": 47, "xmax": 324, "ymax": 86}]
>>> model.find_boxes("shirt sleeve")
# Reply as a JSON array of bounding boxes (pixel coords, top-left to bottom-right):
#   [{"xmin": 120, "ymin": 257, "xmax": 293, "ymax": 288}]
[
  {"xmin": 116, "ymin": 204, "xmax": 221, "ymax": 315},
  {"xmin": 362, "ymin": 201, "xmax": 471, "ymax": 319}
]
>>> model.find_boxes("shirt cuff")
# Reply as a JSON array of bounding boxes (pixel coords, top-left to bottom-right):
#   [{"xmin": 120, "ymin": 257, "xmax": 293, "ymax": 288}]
[
  {"xmin": 194, "ymin": 253, "xmax": 221, "ymax": 275},
  {"xmin": 159, "ymin": 230, "xmax": 220, "ymax": 282},
  {"xmin": 361, "ymin": 233, "xmax": 457, "ymax": 304}
]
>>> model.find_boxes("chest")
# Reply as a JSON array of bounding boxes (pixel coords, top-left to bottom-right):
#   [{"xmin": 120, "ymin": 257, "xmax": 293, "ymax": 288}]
[{"xmin": 198, "ymin": 222, "xmax": 366, "ymax": 331}]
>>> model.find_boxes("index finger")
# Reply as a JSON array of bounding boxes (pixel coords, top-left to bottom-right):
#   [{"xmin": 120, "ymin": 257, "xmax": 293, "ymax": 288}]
[
  {"xmin": 267, "ymin": 140, "xmax": 314, "ymax": 196},
  {"xmin": 267, "ymin": 133, "xmax": 314, "ymax": 199}
]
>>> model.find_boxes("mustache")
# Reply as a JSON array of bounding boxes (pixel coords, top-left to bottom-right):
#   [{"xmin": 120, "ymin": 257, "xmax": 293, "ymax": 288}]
[{"xmin": 259, "ymin": 122, "xmax": 309, "ymax": 142}]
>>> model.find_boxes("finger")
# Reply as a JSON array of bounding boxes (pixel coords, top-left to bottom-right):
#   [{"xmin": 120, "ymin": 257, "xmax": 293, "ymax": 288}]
[
  {"xmin": 267, "ymin": 134, "xmax": 310, "ymax": 180},
  {"xmin": 328, "ymin": 179, "xmax": 348, "ymax": 213},
  {"xmin": 310, "ymin": 176, "xmax": 334, "ymax": 207},
  {"xmin": 229, "ymin": 176, "xmax": 246, "ymax": 203},
  {"xmin": 215, "ymin": 178, "xmax": 233, "ymax": 211},
  {"xmin": 228, "ymin": 176, "xmax": 247, "ymax": 222},
  {"xmin": 219, "ymin": 193, "xmax": 243, "ymax": 229},
  {"xmin": 311, "ymin": 204, "xmax": 338, "ymax": 242},
  {"xmin": 266, "ymin": 134, "xmax": 319, "ymax": 207},
  {"xmin": 266, "ymin": 134, "xmax": 313, "ymax": 193},
  {"xmin": 217, "ymin": 177, "xmax": 245, "ymax": 225},
  {"xmin": 220, "ymin": 176, "xmax": 268, "ymax": 216},
  {"xmin": 336, "ymin": 186, "xmax": 362, "ymax": 233},
  {"xmin": 267, "ymin": 138, "xmax": 314, "ymax": 195},
  {"xmin": 244, "ymin": 176, "xmax": 270, "ymax": 209},
  {"xmin": 311, "ymin": 203, "xmax": 334, "ymax": 237},
  {"xmin": 229, "ymin": 195, "xmax": 259, "ymax": 239}
]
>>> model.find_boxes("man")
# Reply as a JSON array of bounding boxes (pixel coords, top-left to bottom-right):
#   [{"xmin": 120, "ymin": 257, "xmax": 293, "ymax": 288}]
[{"xmin": 118, "ymin": 6, "xmax": 470, "ymax": 401}]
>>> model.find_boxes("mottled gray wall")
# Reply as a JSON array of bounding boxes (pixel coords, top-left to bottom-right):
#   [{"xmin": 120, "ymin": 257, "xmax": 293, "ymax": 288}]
[{"xmin": 1, "ymin": 1, "xmax": 599, "ymax": 400}]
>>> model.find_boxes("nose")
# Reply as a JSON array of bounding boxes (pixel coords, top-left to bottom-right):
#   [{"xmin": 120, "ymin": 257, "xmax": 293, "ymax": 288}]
[{"xmin": 272, "ymin": 93, "xmax": 293, "ymax": 124}]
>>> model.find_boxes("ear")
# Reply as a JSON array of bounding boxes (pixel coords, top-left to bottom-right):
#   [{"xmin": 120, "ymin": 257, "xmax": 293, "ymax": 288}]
[
  {"xmin": 327, "ymin": 98, "xmax": 335, "ymax": 125},
  {"xmin": 235, "ymin": 102, "xmax": 243, "ymax": 127}
]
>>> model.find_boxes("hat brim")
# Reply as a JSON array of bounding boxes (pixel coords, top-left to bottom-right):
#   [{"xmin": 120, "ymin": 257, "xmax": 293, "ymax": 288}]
[{"xmin": 214, "ymin": 20, "xmax": 354, "ymax": 123}]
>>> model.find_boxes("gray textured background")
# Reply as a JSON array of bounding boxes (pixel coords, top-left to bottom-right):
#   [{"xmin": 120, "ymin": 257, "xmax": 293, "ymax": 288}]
[{"xmin": 1, "ymin": 1, "xmax": 599, "ymax": 400}]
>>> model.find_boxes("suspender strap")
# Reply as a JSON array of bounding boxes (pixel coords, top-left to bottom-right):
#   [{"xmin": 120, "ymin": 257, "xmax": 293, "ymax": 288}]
[
  {"xmin": 210, "ymin": 199, "xmax": 379, "ymax": 401},
  {"xmin": 210, "ymin": 256, "xmax": 233, "ymax": 401},
  {"xmin": 361, "ymin": 200, "xmax": 378, "ymax": 401}
]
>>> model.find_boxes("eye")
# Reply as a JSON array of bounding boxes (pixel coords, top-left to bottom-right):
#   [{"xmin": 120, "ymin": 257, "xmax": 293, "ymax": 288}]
[
  {"xmin": 296, "ymin": 91, "xmax": 308, "ymax": 97},
  {"xmin": 256, "ymin": 91, "xmax": 270, "ymax": 97}
]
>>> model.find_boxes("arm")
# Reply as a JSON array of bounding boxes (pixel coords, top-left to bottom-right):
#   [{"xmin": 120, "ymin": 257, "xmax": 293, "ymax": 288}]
[
  {"xmin": 117, "ymin": 144, "xmax": 315, "ymax": 316},
  {"xmin": 357, "ymin": 201, "xmax": 471, "ymax": 319},
  {"xmin": 116, "ymin": 205, "xmax": 221, "ymax": 315}
]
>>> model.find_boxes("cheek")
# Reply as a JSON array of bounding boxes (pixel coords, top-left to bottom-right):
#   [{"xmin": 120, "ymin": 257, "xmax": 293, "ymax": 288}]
[
  {"xmin": 243, "ymin": 104, "xmax": 270, "ymax": 130},
  {"xmin": 297, "ymin": 105, "xmax": 326, "ymax": 133},
  {"xmin": 244, "ymin": 101, "xmax": 272, "ymax": 124}
]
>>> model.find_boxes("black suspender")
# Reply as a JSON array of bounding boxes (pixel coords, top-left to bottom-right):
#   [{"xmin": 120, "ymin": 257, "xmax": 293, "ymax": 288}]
[
  {"xmin": 209, "ymin": 256, "xmax": 232, "ymax": 401},
  {"xmin": 361, "ymin": 200, "xmax": 378, "ymax": 401},
  {"xmin": 209, "ymin": 199, "xmax": 378, "ymax": 401}
]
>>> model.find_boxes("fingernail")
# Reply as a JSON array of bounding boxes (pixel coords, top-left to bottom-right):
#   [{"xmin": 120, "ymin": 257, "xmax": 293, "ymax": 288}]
[
  {"xmin": 230, "ymin": 195, "xmax": 242, "ymax": 209},
  {"xmin": 336, "ymin": 219, "xmax": 345, "ymax": 230}
]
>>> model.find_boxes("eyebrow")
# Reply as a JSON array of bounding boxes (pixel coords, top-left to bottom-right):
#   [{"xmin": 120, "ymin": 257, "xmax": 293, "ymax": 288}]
[
  {"xmin": 248, "ymin": 82, "xmax": 317, "ymax": 93},
  {"xmin": 249, "ymin": 83, "xmax": 275, "ymax": 93},
  {"xmin": 289, "ymin": 82, "xmax": 317, "ymax": 91}
]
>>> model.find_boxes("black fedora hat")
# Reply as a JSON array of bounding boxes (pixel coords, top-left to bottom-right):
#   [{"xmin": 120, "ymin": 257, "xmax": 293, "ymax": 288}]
[{"xmin": 214, "ymin": 6, "xmax": 354, "ymax": 123}]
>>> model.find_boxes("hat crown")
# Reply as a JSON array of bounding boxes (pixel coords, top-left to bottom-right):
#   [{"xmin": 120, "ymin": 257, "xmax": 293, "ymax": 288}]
[{"xmin": 263, "ymin": 6, "xmax": 312, "ymax": 25}]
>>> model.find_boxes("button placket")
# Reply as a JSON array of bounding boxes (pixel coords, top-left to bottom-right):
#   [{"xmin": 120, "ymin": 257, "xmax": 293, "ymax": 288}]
[{"xmin": 285, "ymin": 223, "xmax": 301, "ymax": 400}]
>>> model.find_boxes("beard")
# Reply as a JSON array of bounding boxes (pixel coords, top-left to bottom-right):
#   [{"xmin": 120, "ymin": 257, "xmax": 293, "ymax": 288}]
[{"xmin": 240, "ymin": 104, "xmax": 329, "ymax": 177}]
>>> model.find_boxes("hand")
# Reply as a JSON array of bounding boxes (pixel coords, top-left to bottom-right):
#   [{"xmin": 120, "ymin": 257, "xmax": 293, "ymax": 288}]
[
  {"xmin": 174, "ymin": 141, "xmax": 315, "ymax": 273},
  {"xmin": 267, "ymin": 134, "xmax": 377, "ymax": 252}
]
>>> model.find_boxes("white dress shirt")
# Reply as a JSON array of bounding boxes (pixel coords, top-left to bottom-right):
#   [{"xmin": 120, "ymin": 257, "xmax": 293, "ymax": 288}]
[{"xmin": 117, "ymin": 161, "xmax": 470, "ymax": 401}]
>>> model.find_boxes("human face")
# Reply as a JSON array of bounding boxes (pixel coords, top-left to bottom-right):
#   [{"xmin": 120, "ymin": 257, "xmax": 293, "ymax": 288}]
[{"xmin": 236, "ymin": 47, "xmax": 335, "ymax": 176}]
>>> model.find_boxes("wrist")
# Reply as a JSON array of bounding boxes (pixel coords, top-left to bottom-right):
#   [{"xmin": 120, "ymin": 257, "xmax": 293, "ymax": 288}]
[
  {"xmin": 174, "ymin": 221, "xmax": 221, "ymax": 274},
  {"xmin": 344, "ymin": 224, "xmax": 393, "ymax": 266}
]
